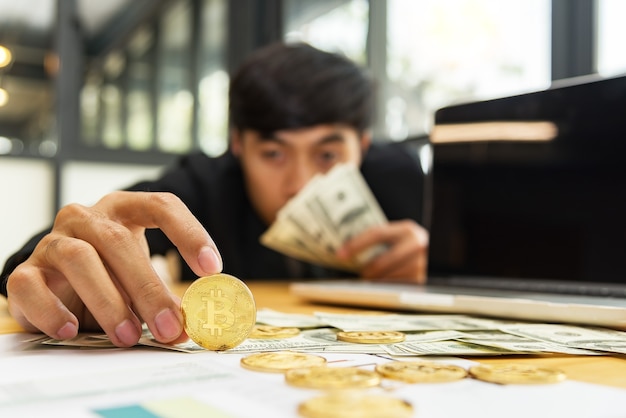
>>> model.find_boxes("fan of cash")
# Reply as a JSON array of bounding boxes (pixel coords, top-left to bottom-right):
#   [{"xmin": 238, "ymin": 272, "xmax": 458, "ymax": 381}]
[{"xmin": 260, "ymin": 163, "xmax": 388, "ymax": 272}]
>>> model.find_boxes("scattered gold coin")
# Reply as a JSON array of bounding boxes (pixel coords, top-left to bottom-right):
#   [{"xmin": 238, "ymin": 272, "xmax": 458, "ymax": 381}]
[
  {"xmin": 180, "ymin": 273, "xmax": 256, "ymax": 351},
  {"xmin": 469, "ymin": 363, "xmax": 567, "ymax": 385},
  {"xmin": 376, "ymin": 361, "xmax": 468, "ymax": 383},
  {"xmin": 240, "ymin": 352, "xmax": 327, "ymax": 373},
  {"xmin": 336, "ymin": 330, "xmax": 406, "ymax": 344},
  {"xmin": 298, "ymin": 391, "xmax": 413, "ymax": 418},
  {"xmin": 286, "ymin": 366, "xmax": 381, "ymax": 389},
  {"xmin": 248, "ymin": 325, "xmax": 301, "ymax": 339}
]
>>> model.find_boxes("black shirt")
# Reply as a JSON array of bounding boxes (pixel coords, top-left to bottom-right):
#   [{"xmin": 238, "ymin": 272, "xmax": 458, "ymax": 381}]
[{"xmin": 1, "ymin": 141, "xmax": 425, "ymax": 295}]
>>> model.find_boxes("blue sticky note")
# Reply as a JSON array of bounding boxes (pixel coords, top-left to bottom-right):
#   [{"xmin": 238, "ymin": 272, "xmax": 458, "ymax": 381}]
[{"xmin": 93, "ymin": 405, "xmax": 161, "ymax": 418}]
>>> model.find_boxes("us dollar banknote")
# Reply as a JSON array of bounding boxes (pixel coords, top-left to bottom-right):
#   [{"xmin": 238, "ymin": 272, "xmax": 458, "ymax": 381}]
[{"xmin": 260, "ymin": 163, "xmax": 388, "ymax": 272}]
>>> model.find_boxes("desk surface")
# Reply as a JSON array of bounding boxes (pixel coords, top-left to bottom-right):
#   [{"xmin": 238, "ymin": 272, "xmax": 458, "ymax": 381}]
[{"xmin": 2, "ymin": 281, "xmax": 626, "ymax": 389}]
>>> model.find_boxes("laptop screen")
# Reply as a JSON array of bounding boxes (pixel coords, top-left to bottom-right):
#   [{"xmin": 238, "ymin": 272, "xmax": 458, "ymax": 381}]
[{"xmin": 427, "ymin": 73, "xmax": 626, "ymax": 285}]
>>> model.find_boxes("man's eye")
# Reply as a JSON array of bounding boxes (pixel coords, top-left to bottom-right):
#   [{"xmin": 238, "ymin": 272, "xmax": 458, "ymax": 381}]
[
  {"xmin": 319, "ymin": 151, "xmax": 338, "ymax": 163},
  {"xmin": 261, "ymin": 150, "xmax": 283, "ymax": 160}
]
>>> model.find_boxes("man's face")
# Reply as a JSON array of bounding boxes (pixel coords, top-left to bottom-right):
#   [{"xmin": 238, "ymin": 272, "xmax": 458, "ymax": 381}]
[{"xmin": 231, "ymin": 124, "xmax": 370, "ymax": 225}]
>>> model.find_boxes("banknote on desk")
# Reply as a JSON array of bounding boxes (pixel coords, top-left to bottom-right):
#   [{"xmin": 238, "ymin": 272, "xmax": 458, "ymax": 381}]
[
  {"xmin": 260, "ymin": 163, "xmax": 388, "ymax": 271},
  {"xmin": 24, "ymin": 310, "xmax": 626, "ymax": 356}
]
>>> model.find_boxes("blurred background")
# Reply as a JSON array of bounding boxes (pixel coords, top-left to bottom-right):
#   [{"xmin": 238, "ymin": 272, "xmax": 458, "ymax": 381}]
[{"xmin": 1, "ymin": 0, "xmax": 625, "ymax": 266}]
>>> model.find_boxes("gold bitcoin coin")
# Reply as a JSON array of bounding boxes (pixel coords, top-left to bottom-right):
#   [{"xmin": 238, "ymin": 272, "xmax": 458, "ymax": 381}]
[
  {"xmin": 298, "ymin": 392, "xmax": 413, "ymax": 418},
  {"xmin": 469, "ymin": 363, "xmax": 567, "ymax": 385},
  {"xmin": 240, "ymin": 352, "xmax": 327, "ymax": 373},
  {"xmin": 180, "ymin": 274, "xmax": 256, "ymax": 351},
  {"xmin": 376, "ymin": 361, "xmax": 468, "ymax": 383},
  {"xmin": 248, "ymin": 325, "xmax": 301, "ymax": 339},
  {"xmin": 336, "ymin": 331, "xmax": 406, "ymax": 344},
  {"xmin": 286, "ymin": 366, "xmax": 381, "ymax": 389}
]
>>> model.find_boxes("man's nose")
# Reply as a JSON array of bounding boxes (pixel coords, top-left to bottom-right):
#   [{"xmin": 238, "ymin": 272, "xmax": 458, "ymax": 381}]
[{"xmin": 285, "ymin": 162, "xmax": 316, "ymax": 197}]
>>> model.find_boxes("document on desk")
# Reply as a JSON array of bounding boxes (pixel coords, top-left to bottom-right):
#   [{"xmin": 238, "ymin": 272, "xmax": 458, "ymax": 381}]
[{"xmin": 1, "ymin": 333, "xmax": 625, "ymax": 418}]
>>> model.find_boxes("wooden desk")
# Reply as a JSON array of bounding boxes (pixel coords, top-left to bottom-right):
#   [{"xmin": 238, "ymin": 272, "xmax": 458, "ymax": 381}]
[
  {"xmin": 0, "ymin": 295, "xmax": 22, "ymax": 334},
  {"xmin": 2, "ymin": 281, "xmax": 626, "ymax": 389}
]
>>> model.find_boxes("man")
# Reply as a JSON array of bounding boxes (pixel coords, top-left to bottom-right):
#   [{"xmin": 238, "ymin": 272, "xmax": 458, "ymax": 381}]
[{"xmin": 0, "ymin": 42, "xmax": 428, "ymax": 348}]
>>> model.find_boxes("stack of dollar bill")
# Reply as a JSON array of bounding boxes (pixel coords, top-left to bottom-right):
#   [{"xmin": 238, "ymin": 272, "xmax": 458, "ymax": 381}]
[
  {"xmin": 28, "ymin": 310, "xmax": 626, "ymax": 357},
  {"xmin": 224, "ymin": 311, "xmax": 626, "ymax": 357},
  {"xmin": 260, "ymin": 163, "xmax": 388, "ymax": 272}
]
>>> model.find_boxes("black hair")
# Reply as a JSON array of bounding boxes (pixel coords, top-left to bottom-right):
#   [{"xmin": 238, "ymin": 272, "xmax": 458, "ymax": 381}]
[{"xmin": 229, "ymin": 42, "xmax": 375, "ymax": 136}]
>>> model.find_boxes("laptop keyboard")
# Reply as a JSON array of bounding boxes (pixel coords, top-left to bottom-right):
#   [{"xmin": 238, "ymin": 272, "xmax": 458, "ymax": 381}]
[{"xmin": 432, "ymin": 277, "xmax": 626, "ymax": 298}]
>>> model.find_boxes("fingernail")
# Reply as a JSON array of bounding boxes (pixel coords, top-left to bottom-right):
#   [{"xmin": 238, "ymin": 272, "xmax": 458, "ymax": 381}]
[
  {"xmin": 198, "ymin": 246, "xmax": 222, "ymax": 273},
  {"xmin": 155, "ymin": 308, "xmax": 182, "ymax": 341},
  {"xmin": 115, "ymin": 319, "xmax": 140, "ymax": 347},
  {"xmin": 56, "ymin": 322, "xmax": 78, "ymax": 339}
]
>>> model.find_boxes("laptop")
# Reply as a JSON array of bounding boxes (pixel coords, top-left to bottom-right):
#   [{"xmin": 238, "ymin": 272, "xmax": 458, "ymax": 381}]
[{"xmin": 290, "ymin": 73, "xmax": 626, "ymax": 329}]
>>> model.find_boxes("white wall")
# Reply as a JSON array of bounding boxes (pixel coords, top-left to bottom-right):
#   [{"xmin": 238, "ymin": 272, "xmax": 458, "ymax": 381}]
[
  {"xmin": 0, "ymin": 158, "xmax": 165, "ymax": 269},
  {"xmin": 60, "ymin": 161, "xmax": 164, "ymax": 207},
  {"xmin": 0, "ymin": 158, "xmax": 55, "ymax": 268}
]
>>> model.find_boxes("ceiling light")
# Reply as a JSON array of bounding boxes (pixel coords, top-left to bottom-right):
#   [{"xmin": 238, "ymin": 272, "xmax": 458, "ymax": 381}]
[{"xmin": 0, "ymin": 46, "xmax": 12, "ymax": 68}]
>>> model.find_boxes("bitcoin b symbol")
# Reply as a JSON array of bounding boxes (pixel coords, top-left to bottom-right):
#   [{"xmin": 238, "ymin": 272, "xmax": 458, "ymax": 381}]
[{"xmin": 201, "ymin": 288, "xmax": 235, "ymax": 336}]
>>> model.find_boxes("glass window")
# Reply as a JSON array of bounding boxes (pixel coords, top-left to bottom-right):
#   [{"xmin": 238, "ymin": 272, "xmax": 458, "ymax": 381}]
[
  {"xmin": 156, "ymin": 0, "xmax": 193, "ymax": 153},
  {"xmin": 385, "ymin": 0, "xmax": 551, "ymax": 139},
  {"xmin": 126, "ymin": 26, "xmax": 155, "ymax": 151},
  {"xmin": 80, "ymin": 71, "xmax": 102, "ymax": 146},
  {"xmin": 597, "ymin": 0, "xmax": 626, "ymax": 76},
  {"xmin": 79, "ymin": 0, "xmax": 228, "ymax": 157},
  {"xmin": 284, "ymin": 0, "xmax": 369, "ymax": 64},
  {"xmin": 101, "ymin": 50, "xmax": 125, "ymax": 149},
  {"xmin": 197, "ymin": 0, "xmax": 228, "ymax": 157}
]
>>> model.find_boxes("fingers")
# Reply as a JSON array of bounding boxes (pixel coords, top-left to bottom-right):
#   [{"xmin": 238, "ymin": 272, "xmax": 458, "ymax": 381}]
[
  {"xmin": 99, "ymin": 192, "xmax": 221, "ymax": 341},
  {"xmin": 166, "ymin": 294, "xmax": 190, "ymax": 345},
  {"xmin": 7, "ymin": 262, "xmax": 79, "ymax": 340},
  {"xmin": 362, "ymin": 237, "xmax": 428, "ymax": 283},
  {"xmin": 63, "ymin": 192, "xmax": 220, "ymax": 342},
  {"xmin": 57, "ymin": 205, "xmax": 183, "ymax": 343},
  {"xmin": 339, "ymin": 220, "xmax": 429, "ymax": 283},
  {"xmin": 7, "ymin": 191, "xmax": 220, "ymax": 346},
  {"xmin": 95, "ymin": 191, "xmax": 223, "ymax": 276},
  {"xmin": 40, "ymin": 234, "xmax": 145, "ymax": 346}
]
